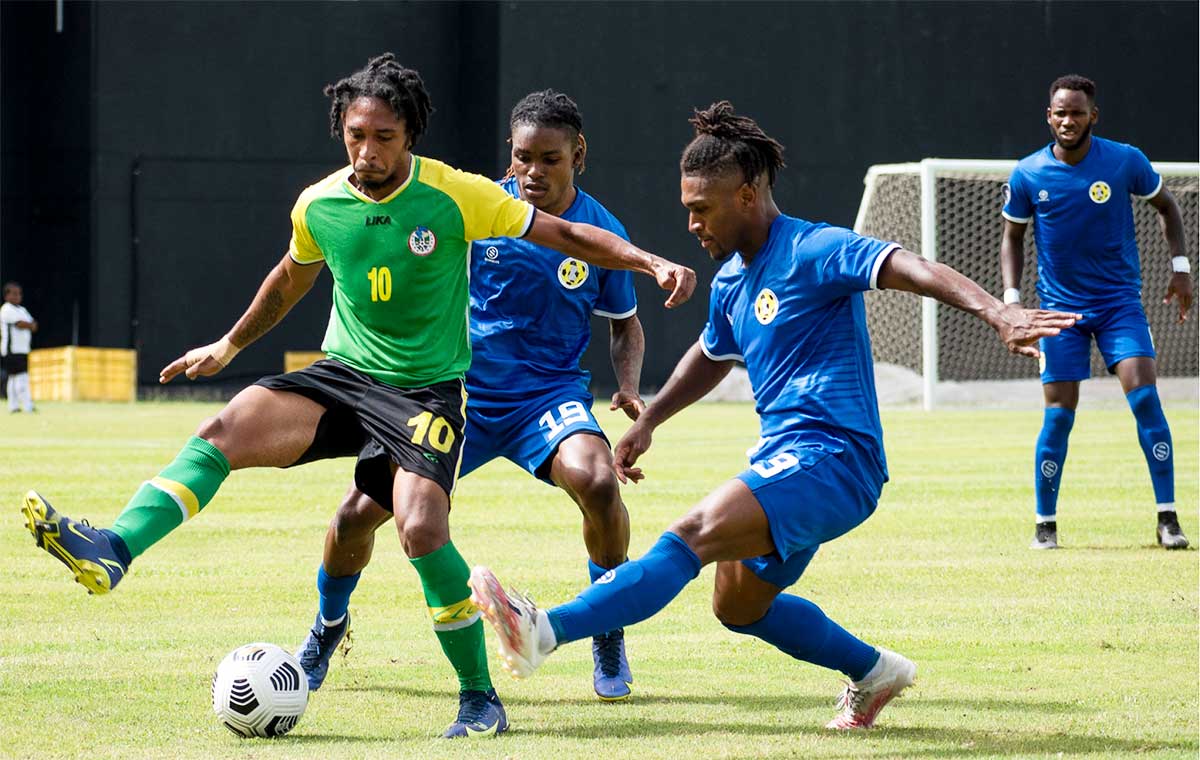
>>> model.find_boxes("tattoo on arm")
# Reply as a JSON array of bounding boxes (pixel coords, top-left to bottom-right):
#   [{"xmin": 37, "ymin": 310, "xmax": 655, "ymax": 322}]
[{"xmin": 233, "ymin": 287, "xmax": 285, "ymax": 346}]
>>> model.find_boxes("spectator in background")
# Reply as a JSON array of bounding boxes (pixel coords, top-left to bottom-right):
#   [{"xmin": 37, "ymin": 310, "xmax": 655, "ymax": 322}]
[{"xmin": 1, "ymin": 281, "xmax": 38, "ymax": 413}]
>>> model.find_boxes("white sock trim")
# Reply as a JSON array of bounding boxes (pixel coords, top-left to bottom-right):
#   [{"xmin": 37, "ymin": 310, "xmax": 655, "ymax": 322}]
[
  {"xmin": 857, "ymin": 649, "xmax": 886, "ymax": 684},
  {"xmin": 1157, "ymin": 504, "xmax": 1176, "ymax": 513},
  {"xmin": 1036, "ymin": 515, "xmax": 1057, "ymax": 524},
  {"xmin": 321, "ymin": 613, "xmax": 346, "ymax": 627}
]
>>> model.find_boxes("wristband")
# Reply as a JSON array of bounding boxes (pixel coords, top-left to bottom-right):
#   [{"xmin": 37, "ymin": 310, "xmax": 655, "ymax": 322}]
[
  {"xmin": 1172, "ymin": 256, "xmax": 1191, "ymax": 274},
  {"xmin": 212, "ymin": 335, "xmax": 242, "ymax": 366},
  {"xmin": 1003, "ymin": 288, "xmax": 1021, "ymax": 305}
]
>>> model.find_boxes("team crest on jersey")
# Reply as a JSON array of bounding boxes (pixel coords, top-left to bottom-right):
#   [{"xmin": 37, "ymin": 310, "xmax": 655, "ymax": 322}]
[
  {"xmin": 409, "ymin": 226, "xmax": 437, "ymax": 256},
  {"xmin": 1038, "ymin": 189, "xmax": 1050, "ymax": 202},
  {"xmin": 558, "ymin": 258, "xmax": 589, "ymax": 289},
  {"xmin": 754, "ymin": 288, "xmax": 778, "ymax": 325},
  {"xmin": 1088, "ymin": 181, "xmax": 1111, "ymax": 204}
]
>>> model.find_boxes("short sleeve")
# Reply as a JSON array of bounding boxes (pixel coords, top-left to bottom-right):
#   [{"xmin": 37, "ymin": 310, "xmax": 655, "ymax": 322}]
[
  {"xmin": 448, "ymin": 169, "xmax": 536, "ymax": 241},
  {"xmin": 1002, "ymin": 168, "xmax": 1034, "ymax": 223},
  {"xmin": 594, "ymin": 269, "xmax": 637, "ymax": 319},
  {"xmin": 813, "ymin": 226, "xmax": 899, "ymax": 295},
  {"xmin": 0, "ymin": 304, "xmax": 15, "ymax": 326},
  {"xmin": 700, "ymin": 278, "xmax": 742, "ymax": 361},
  {"xmin": 1127, "ymin": 146, "xmax": 1163, "ymax": 199},
  {"xmin": 287, "ymin": 192, "xmax": 324, "ymax": 265}
]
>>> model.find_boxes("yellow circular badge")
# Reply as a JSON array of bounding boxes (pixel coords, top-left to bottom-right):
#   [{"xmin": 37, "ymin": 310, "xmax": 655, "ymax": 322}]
[
  {"xmin": 754, "ymin": 288, "xmax": 779, "ymax": 325},
  {"xmin": 1088, "ymin": 181, "xmax": 1111, "ymax": 204},
  {"xmin": 557, "ymin": 258, "xmax": 589, "ymax": 290}
]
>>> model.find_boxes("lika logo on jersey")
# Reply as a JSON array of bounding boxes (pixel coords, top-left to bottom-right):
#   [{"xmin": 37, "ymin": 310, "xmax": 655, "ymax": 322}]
[
  {"xmin": 1038, "ymin": 189, "xmax": 1050, "ymax": 202},
  {"xmin": 409, "ymin": 226, "xmax": 437, "ymax": 256}
]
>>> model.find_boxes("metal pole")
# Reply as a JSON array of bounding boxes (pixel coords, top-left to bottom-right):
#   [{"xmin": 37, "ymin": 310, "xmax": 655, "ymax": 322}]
[{"xmin": 919, "ymin": 160, "xmax": 938, "ymax": 412}]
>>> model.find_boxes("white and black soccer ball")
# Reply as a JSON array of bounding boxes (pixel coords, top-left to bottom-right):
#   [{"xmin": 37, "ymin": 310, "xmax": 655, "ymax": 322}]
[{"xmin": 211, "ymin": 642, "xmax": 308, "ymax": 737}]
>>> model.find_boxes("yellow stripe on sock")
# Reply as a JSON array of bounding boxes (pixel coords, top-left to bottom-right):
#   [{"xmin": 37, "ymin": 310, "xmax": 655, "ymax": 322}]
[
  {"xmin": 149, "ymin": 476, "xmax": 201, "ymax": 521},
  {"xmin": 429, "ymin": 597, "xmax": 478, "ymax": 626}
]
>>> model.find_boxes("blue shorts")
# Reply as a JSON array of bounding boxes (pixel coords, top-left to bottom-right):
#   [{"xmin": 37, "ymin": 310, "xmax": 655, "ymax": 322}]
[
  {"xmin": 736, "ymin": 442, "xmax": 882, "ymax": 589},
  {"xmin": 461, "ymin": 386, "xmax": 607, "ymax": 484},
  {"xmin": 1040, "ymin": 300, "xmax": 1155, "ymax": 383}
]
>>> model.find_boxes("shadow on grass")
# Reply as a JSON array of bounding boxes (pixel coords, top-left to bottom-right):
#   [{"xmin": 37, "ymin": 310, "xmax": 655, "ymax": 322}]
[
  {"xmin": 335, "ymin": 685, "xmax": 1081, "ymax": 716},
  {"xmin": 324, "ymin": 685, "xmax": 1197, "ymax": 755}
]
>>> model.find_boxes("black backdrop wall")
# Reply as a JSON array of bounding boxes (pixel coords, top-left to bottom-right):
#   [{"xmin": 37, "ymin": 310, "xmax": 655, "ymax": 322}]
[{"xmin": 3, "ymin": 0, "xmax": 1197, "ymax": 392}]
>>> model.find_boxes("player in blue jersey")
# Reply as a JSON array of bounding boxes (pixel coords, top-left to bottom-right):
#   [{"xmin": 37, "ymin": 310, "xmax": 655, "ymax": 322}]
[
  {"xmin": 467, "ymin": 101, "xmax": 1078, "ymax": 731},
  {"xmin": 1000, "ymin": 75, "xmax": 1193, "ymax": 551},
  {"xmin": 294, "ymin": 90, "xmax": 645, "ymax": 736}
]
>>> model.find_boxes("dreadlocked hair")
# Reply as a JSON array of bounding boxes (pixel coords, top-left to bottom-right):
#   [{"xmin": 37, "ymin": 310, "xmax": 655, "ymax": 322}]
[
  {"xmin": 503, "ymin": 89, "xmax": 588, "ymax": 179},
  {"xmin": 680, "ymin": 101, "xmax": 785, "ymax": 187},
  {"xmin": 324, "ymin": 53, "xmax": 433, "ymax": 146}
]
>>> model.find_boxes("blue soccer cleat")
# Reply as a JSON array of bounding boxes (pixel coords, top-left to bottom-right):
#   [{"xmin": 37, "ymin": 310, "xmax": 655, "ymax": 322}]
[
  {"xmin": 295, "ymin": 612, "xmax": 350, "ymax": 691},
  {"xmin": 21, "ymin": 490, "xmax": 127, "ymax": 594},
  {"xmin": 442, "ymin": 688, "xmax": 508, "ymax": 738},
  {"xmin": 592, "ymin": 628, "xmax": 633, "ymax": 701}
]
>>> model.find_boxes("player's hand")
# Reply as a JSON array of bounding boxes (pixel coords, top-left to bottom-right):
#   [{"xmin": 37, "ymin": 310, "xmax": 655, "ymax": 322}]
[
  {"xmin": 613, "ymin": 419, "xmax": 653, "ymax": 484},
  {"xmin": 652, "ymin": 259, "xmax": 697, "ymax": 308},
  {"xmin": 610, "ymin": 389, "xmax": 646, "ymax": 421},
  {"xmin": 159, "ymin": 335, "xmax": 241, "ymax": 383},
  {"xmin": 1164, "ymin": 272, "xmax": 1193, "ymax": 323},
  {"xmin": 995, "ymin": 305, "xmax": 1080, "ymax": 358}
]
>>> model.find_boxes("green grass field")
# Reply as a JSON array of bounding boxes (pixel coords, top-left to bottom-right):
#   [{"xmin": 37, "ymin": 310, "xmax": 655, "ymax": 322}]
[{"xmin": 2, "ymin": 401, "xmax": 1196, "ymax": 759}]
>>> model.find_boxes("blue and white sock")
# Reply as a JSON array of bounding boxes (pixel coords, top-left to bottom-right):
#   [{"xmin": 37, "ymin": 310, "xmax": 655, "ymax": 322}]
[
  {"xmin": 1035, "ymin": 407, "xmax": 1075, "ymax": 521},
  {"xmin": 547, "ymin": 532, "xmax": 700, "ymax": 646},
  {"xmin": 723, "ymin": 594, "xmax": 880, "ymax": 681},
  {"xmin": 1126, "ymin": 385, "xmax": 1175, "ymax": 508}
]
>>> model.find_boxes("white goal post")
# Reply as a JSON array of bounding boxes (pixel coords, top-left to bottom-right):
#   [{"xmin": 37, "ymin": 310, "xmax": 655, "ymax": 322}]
[{"xmin": 854, "ymin": 158, "xmax": 1200, "ymax": 410}]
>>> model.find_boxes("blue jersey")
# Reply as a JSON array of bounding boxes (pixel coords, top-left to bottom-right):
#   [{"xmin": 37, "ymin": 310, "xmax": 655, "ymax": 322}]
[
  {"xmin": 466, "ymin": 177, "xmax": 637, "ymax": 401},
  {"xmin": 700, "ymin": 214, "xmax": 898, "ymax": 479},
  {"xmin": 1002, "ymin": 136, "xmax": 1162, "ymax": 309}
]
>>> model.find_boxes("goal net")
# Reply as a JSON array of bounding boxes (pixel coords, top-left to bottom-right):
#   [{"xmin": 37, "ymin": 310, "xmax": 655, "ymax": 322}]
[{"xmin": 854, "ymin": 159, "xmax": 1199, "ymax": 409}]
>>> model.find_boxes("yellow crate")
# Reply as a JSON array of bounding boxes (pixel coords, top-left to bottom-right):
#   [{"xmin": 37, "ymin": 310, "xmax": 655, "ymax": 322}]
[
  {"xmin": 284, "ymin": 351, "xmax": 326, "ymax": 373},
  {"xmin": 28, "ymin": 347, "xmax": 138, "ymax": 402}
]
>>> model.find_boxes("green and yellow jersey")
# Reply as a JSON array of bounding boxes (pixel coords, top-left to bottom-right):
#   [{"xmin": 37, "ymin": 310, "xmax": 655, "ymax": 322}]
[{"xmin": 288, "ymin": 156, "xmax": 535, "ymax": 388}]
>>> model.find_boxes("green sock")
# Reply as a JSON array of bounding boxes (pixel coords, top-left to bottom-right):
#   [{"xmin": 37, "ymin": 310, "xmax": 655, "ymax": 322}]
[
  {"xmin": 410, "ymin": 541, "xmax": 492, "ymax": 693},
  {"xmin": 110, "ymin": 436, "xmax": 230, "ymax": 559}
]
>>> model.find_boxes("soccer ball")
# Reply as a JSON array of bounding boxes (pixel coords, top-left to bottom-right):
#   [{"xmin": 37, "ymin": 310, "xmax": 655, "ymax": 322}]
[{"xmin": 211, "ymin": 643, "xmax": 308, "ymax": 737}]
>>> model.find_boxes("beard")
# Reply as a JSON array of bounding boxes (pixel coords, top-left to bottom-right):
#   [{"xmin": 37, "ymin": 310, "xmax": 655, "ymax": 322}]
[{"xmin": 1051, "ymin": 120, "xmax": 1092, "ymax": 151}]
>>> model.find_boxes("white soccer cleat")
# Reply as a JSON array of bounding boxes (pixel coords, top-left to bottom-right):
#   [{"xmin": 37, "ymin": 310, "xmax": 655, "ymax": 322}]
[
  {"xmin": 468, "ymin": 566, "xmax": 551, "ymax": 679},
  {"xmin": 826, "ymin": 647, "xmax": 916, "ymax": 730}
]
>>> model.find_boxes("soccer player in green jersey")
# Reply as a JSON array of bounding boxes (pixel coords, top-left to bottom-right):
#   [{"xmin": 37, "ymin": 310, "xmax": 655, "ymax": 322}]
[{"xmin": 20, "ymin": 53, "xmax": 695, "ymax": 738}]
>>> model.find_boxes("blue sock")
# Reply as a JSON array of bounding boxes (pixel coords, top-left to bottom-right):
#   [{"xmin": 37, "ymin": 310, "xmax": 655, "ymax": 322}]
[
  {"xmin": 1126, "ymin": 385, "xmax": 1174, "ymax": 505},
  {"xmin": 317, "ymin": 565, "xmax": 360, "ymax": 624},
  {"xmin": 1035, "ymin": 407, "xmax": 1075, "ymax": 520},
  {"xmin": 724, "ymin": 594, "xmax": 880, "ymax": 681},
  {"xmin": 548, "ymin": 532, "xmax": 701, "ymax": 645},
  {"xmin": 587, "ymin": 558, "xmax": 611, "ymax": 583}
]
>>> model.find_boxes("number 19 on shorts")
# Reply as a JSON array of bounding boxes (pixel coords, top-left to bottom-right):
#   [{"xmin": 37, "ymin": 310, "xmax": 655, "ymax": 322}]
[{"xmin": 538, "ymin": 401, "xmax": 590, "ymax": 441}]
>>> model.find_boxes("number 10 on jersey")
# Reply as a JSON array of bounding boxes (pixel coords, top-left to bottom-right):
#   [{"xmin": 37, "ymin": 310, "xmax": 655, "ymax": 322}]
[{"xmin": 367, "ymin": 266, "xmax": 392, "ymax": 302}]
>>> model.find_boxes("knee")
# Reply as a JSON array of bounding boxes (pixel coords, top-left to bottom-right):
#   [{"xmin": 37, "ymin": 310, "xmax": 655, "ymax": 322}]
[
  {"xmin": 571, "ymin": 469, "xmax": 624, "ymax": 522},
  {"xmin": 330, "ymin": 492, "xmax": 389, "ymax": 546},
  {"xmin": 1041, "ymin": 406, "xmax": 1076, "ymax": 436},
  {"xmin": 194, "ymin": 413, "xmax": 231, "ymax": 450},
  {"xmin": 712, "ymin": 587, "xmax": 769, "ymax": 628}
]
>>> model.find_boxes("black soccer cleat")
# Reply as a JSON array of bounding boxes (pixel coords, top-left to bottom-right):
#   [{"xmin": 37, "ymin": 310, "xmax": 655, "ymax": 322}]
[
  {"xmin": 1030, "ymin": 520, "xmax": 1058, "ymax": 550},
  {"xmin": 1156, "ymin": 512, "xmax": 1189, "ymax": 550}
]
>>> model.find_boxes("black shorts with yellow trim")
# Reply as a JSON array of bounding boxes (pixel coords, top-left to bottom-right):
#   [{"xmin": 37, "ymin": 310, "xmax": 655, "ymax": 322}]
[{"xmin": 254, "ymin": 359, "xmax": 466, "ymax": 510}]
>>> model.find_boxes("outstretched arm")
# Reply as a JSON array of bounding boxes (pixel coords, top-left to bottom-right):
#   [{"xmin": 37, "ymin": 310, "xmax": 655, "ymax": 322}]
[
  {"xmin": 613, "ymin": 341, "xmax": 734, "ymax": 483},
  {"xmin": 608, "ymin": 314, "xmax": 646, "ymax": 420},
  {"xmin": 525, "ymin": 213, "xmax": 696, "ymax": 308},
  {"xmin": 999, "ymin": 219, "xmax": 1028, "ymax": 304},
  {"xmin": 877, "ymin": 248, "xmax": 1078, "ymax": 358},
  {"xmin": 159, "ymin": 253, "xmax": 324, "ymax": 383},
  {"xmin": 1148, "ymin": 187, "xmax": 1193, "ymax": 322}
]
